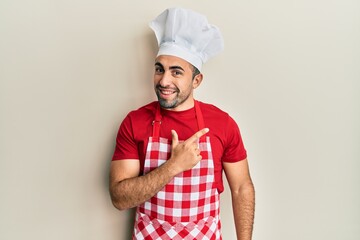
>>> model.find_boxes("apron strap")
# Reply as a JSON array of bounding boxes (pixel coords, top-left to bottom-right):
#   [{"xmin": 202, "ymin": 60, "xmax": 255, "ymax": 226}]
[
  {"xmin": 152, "ymin": 100, "xmax": 207, "ymax": 141},
  {"xmin": 152, "ymin": 103, "xmax": 162, "ymax": 139},
  {"xmin": 194, "ymin": 100, "xmax": 206, "ymax": 142}
]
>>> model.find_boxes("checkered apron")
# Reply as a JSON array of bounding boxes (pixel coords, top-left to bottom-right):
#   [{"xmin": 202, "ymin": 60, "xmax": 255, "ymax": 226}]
[{"xmin": 133, "ymin": 101, "xmax": 221, "ymax": 240}]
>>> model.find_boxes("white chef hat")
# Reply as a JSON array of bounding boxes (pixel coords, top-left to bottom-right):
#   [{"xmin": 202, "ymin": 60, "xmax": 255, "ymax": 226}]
[{"xmin": 149, "ymin": 7, "xmax": 224, "ymax": 71}]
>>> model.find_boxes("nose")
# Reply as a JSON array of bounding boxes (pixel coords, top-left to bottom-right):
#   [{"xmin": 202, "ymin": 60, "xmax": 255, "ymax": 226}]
[{"xmin": 159, "ymin": 71, "xmax": 172, "ymax": 87}]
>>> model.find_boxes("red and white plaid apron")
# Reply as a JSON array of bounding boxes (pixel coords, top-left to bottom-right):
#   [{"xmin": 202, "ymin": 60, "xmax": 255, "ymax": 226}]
[{"xmin": 133, "ymin": 101, "xmax": 221, "ymax": 240}]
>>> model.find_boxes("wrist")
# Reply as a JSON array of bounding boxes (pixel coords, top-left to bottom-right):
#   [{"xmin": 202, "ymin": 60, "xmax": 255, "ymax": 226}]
[{"xmin": 166, "ymin": 157, "xmax": 182, "ymax": 176}]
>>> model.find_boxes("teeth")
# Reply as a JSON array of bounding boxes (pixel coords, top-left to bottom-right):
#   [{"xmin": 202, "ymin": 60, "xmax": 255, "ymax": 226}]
[{"xmin": 161, "ymin": 90, "xmax": 174, "ymax": 95}]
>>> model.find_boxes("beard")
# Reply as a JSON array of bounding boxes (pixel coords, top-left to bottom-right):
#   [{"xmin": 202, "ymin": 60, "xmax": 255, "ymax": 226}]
[{"xmin": 155, "ymin": 84, "xmax": 191, "ymax": 109}]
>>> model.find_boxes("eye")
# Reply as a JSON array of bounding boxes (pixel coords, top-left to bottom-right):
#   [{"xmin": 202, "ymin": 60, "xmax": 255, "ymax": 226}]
[
  {"xmin": 155, "ymin": 67, "xmax": 164, "ymax": 74},
  {"xmin": 172, "ymin": 70, "xmax": 183, "ymax": 76}
]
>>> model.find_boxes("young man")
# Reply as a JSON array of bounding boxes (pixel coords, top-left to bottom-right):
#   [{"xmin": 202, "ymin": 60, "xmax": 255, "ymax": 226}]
[{"xmin": 109, "ymin": 7, "xmax": 255, "ymax": 240}]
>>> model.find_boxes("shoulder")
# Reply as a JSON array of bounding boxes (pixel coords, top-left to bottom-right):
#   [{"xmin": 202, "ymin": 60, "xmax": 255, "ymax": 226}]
[
  {"xmin": 123, "ymin": 101, "xmax": 157, "ymax": 127},
  {"xmin": 197, "ymin": 101, "xmax": 230, "ymax": 120},
  {"xmin": 198, "ymin": 101, "xmax": 240, "ymax": 134},
  {"xmin": 127, "ymin": 101, "xmax": 157, "ymax": 117}
]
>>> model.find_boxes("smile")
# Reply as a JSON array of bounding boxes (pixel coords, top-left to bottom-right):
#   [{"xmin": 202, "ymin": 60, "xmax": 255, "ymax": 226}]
[{"xmin": 159, "ymin": 89, "xmax": 176, "ymax": 95}]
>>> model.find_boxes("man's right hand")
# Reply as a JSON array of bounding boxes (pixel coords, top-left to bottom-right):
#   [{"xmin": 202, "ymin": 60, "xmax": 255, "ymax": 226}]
[{"xmin": 168, "ymin": 128, "xmax": 209, "ymax": 174}]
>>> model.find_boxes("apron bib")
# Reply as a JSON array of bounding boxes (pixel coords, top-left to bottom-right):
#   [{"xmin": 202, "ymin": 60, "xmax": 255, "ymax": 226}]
[{"xmin": 133, "ymin": 101, "xmax": 221, "ymax": 240}]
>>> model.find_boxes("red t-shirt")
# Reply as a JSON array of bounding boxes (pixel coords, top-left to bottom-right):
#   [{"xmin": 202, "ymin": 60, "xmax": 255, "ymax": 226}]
[{"xmin": 112, "ymin": 101, "xmax": 247, "ymax": 193}]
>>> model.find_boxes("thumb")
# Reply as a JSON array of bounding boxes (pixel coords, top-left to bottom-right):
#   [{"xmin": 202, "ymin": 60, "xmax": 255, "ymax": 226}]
[{"xmin": 171, "ymin": 130, "xmax": 179, "ymax": 148}]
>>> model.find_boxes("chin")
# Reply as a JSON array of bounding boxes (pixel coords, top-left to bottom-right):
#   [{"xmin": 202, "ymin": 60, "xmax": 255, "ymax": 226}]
[{"xmin": 158, "ymin": 99, "xmax": 178, "ymax": 109}]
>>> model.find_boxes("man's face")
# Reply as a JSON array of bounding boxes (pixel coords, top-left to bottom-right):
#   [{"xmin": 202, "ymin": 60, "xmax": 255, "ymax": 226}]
[{"xmin": 153, "ymin": 55, "xmax": 202, "ymax": 111}]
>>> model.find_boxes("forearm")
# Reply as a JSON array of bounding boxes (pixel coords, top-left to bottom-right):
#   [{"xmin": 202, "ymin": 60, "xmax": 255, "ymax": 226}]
[
  {"xmin": 110, "ymin": 129, "xmax": 207, "ymax": 211},
  {"xmin": 110, "ymin": 160, "xmax": 179, "ymax": 210},
  {"xmin": 232, "ymin": 181, "xmax": 255, "ymax": 240}
]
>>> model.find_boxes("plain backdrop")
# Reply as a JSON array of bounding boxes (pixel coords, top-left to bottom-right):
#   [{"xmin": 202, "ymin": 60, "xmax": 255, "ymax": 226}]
[{"xmin": 1, "ymin": 0, "xmax": 359, "ymax": 239}]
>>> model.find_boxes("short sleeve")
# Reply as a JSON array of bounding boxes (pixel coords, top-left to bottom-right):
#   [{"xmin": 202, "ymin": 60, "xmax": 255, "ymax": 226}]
[
  {"xmin": 222, "ymin": 116, "xmax": 247, "ymax": 162},
  {"xmin": 112, "ymin": 113, "xmax": 139, "ymax": 161}
]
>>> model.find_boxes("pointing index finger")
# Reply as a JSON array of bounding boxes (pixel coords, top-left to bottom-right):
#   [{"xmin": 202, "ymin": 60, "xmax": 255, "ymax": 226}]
[{"xmin": 186, "ymin": 128, "xmax": 209, "ymax": 143}]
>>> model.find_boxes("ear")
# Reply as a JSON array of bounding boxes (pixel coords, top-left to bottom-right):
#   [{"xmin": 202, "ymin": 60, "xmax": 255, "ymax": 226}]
[{"xmin": 192, "ymin": 73, "xmax": 203, "ymax": 89}]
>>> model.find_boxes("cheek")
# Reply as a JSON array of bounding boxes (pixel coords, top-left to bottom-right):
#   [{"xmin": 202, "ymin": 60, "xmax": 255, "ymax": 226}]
[
  {"xmin": 182, "ymin": 82, "xmax": 195, "ymax": 93},
  {"xmin": 153, "ymin": 75, "xmax": 161, "ymax": 85}
]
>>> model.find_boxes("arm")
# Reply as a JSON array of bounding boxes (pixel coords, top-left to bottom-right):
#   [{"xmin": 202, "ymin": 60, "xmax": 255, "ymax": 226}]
[
  {"xmin": 109, "ymin": 128, "xmax": 209, "ymax": 210},
  {"xmin": 223, "ymin": 158, "xmax": 255, "ymax": 240},
  {"xmin": 109, "ymin": 158, "xmax": 179, "ymax": 210}
]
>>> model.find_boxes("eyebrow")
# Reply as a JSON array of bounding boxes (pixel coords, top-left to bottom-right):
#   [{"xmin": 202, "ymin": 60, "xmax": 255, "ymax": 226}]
[{"xmin": 155, "ymin": 62, "xmax": 185, "ymax": 72}]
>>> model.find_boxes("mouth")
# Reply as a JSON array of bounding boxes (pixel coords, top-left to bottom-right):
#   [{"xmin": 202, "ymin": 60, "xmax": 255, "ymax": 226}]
[
  {"xmin": 157, "ymin": 86, "xmax": 178, "ymax": 99},
  {"xmin": 160, "ymin": 89, "xmax": 176, "ymax": 95}
]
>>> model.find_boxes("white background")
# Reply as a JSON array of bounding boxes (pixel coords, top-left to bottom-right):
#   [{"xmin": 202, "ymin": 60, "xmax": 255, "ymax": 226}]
[{"xmin": 1, "ymin": 0, "xmax": 359, "ymax": 239}]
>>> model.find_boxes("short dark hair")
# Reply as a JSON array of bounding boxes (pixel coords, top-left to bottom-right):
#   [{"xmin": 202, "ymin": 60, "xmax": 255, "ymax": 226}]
[{"xmin": 192, "ymin": 65, "xmax": 201, "ymax": 79}]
